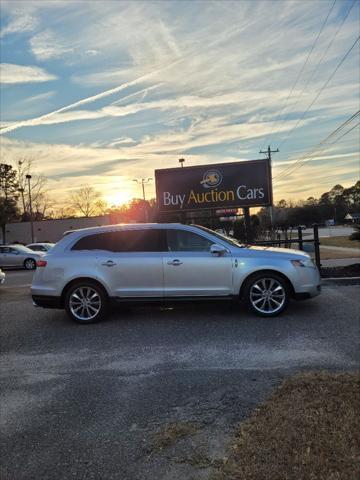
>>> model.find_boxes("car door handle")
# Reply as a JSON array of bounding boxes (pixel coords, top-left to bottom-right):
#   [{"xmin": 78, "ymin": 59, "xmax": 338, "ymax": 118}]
[
  {"xmin": 167, "ymin": 259, "xmax": 183, "ymax": 266},
  {"xmin": 102, "ymin": 260, "xmax": 116, "ymax": 267}
]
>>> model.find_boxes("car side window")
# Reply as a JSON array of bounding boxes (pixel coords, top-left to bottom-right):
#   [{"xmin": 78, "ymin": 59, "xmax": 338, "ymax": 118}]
[
  {"xmin": 167, "ymin": 230, "xmax": 213, "ymax": 252},
  {"xmin": 112, "ymin": 230, "xmax": 166, "ymax": 252},
  {"xmin": 72, "ymin": 230, "xmax": 166, "ymax": 252}
]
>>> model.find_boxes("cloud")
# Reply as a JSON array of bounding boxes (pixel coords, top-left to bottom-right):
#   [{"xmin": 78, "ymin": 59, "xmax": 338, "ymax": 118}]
[
  {"xmin": 30, "ymin": 30, "xmax": 74, "ymax": 60},
  {"xmin": 0, "ymin": 12, "xmax": 37, "ymax": 38},
  {"xmin": 0, "ymin": 0, "xmax": 358, "ymax": 205},
  {"xmin": 0, "ymin": 63, "xmax": 57, "ymax": 84},
  {"xmin": 22, "ymin": 91, "xmax": 55, "ymax": 103},
  {"xmin": 0, "ymin": 58, "xmax": 183, "ymax": 134}
]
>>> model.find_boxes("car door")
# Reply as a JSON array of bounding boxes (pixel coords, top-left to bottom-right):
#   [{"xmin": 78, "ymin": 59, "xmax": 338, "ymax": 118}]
[
  {"xmin": 0, "ymin": 247, "xmax": 10, "ymax": 267},
  {"xmin": 9, "ymin": 247, "xmax": 24, "ymax": 267},
  {"xmin": 0, "ymin": 247, "xmax": 19, "ymax": 267},
  {"xmin": 94, "ymin": 229, "xmax": 166, "ymax": 298},
  {"xmin": 163, "ymin": 229, "xmax": 233, "ymax": 297}
]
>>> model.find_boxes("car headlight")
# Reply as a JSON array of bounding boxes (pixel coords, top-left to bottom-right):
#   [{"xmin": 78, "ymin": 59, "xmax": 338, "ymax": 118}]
[{"xmin": 291, "ymin": 258, "xmax": 316, "ymax": 268}]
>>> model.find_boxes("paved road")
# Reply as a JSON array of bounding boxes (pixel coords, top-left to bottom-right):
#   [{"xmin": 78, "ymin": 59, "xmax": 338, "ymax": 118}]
[
  {"xmin": 0, "ymin": 269, "xmax": 34, "ymax": 287},
  {"xmin": 321, "ymin": 257, "xmax": 359, "ymax": 268},
  {"xmin": 1, "ymin": 271, "xmax": 359, "ymax": 480},
  {"xmin": 303, "ymin": 226, "xmax": 355, "ymax": 238}
]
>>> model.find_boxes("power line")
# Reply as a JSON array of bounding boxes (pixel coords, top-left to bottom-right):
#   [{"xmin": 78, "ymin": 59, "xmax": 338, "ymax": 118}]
[
  {"xmin": 277, "ymin": 34, "xmax": 360, "ymax": 150},
  {"xmin": 273, "ymin": 122, "xmax": 359, "ymax": 183},
  {"xmin": 274, "ymin": 109, "xmax": 360, "ymax": 179},
  {"xmin": 260, "ymin": 0, "xmax": 337, "ymax": 149},
  {"xmin": 274, "ymin": 111, "xmax": 359, "ymax": 181},
  {"xmin": 269, "ymin": 0, "xmax": 357, "ymax": 147},
  {"xmin": 273, "ymin": 111, "xmax": 360, "ymax": 183}
]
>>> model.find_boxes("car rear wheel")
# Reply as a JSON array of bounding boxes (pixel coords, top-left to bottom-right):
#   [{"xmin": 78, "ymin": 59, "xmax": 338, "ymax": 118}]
[
  {"xmin": 244, "ymin": 273, "xmax": 289, "ymax": 317},
  {"xmin": 24, "ymin": 258, "xmax": 36, "ymax": 270},
  {"xmin": 65, "ymin": 281, "xmax": 108, "ymax": 324}
]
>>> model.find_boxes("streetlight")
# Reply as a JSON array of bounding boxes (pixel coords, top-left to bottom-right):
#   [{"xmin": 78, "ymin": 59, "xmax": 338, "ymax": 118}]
[
  {"xmin": 179, "ymin": 158, "xmax": 185, "ymax": 168},
  {"xmin": 133, "ymin": 178, "xmax": 152, "ymax": 222},
  {"xmin": 26, "ymin": 174, "xmax": 34, "ymax": 242},
  {"xmin": 133, "ymin": 178, "xmax": 152, "ymax": 201}
]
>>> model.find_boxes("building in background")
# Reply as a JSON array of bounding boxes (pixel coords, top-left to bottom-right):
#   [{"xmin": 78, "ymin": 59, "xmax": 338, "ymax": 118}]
[{"xmin": 1, "ymin": 214, "xmax": 127, "ymax": 244}]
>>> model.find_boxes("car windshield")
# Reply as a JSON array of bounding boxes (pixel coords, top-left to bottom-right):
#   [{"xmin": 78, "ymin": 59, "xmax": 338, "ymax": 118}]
[{"xmin": 195, "ymin": 226, "xmax": 245, "ymax": 248}]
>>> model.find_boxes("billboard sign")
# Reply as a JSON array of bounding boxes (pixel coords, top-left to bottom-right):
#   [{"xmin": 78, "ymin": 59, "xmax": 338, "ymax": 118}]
[{"xmin": 155, "ymin": 159, "xmax": 272, "ymax": 212}]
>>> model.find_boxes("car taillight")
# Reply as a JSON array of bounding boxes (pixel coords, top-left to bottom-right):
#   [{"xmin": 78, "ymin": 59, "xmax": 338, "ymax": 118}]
[{"xmin": 37, "ymin": 259, "xmax": 47, "ymax": 267}]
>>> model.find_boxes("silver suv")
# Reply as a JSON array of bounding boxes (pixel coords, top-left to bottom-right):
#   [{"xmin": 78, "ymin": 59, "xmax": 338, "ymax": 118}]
[{"xmin": 31, "ymin": 223, "xmax": 321, "ymax": 323}]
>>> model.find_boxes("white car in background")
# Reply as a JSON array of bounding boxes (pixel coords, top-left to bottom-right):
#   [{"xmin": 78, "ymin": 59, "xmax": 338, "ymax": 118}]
[
  {"xmin": 0, "ymin": 245, "xmax": 45, "ymax": 270},
  {"xmin": 26, "ymin": 243, "xmax": 55, "ymax": 253}
]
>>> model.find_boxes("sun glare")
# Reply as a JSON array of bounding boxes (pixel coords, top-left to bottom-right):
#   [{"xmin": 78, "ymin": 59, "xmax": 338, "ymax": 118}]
[{"xmin": 105, "ymin": 191, "xmax": 133, "ymax": 207}]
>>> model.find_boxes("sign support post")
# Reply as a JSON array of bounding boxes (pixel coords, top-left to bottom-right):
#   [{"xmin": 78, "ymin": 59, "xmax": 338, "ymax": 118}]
[
  {"xmin": 243, "ymin": 206, "xmax": 252, "ymax": 243},
  {"xmin": 259, "ymin": 146, "xmax": 278, "ymax": 235}
]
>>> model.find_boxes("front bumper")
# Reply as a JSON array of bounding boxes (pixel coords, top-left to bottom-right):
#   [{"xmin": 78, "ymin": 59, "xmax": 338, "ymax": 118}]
[
  {"xmin": 293, "ymin": 265, "xmax": 321, "ymax": 299},
  {"xmin": 294, "ymin": 283, "xmax": 321, "ymax": 300}
]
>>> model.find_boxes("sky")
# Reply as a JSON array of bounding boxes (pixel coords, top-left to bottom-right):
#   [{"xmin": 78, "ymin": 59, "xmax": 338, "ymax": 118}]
[{"xmin": 0, "ymin": 0, "xmax": 359, "ymax": 209}]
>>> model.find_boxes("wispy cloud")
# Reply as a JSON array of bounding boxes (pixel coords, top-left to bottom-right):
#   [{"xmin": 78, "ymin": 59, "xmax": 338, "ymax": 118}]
[
  {"xmin": 0, "ymin": 13, "xmax": 37, "ymax": 38},
  {"xmin": 30, "ymin": 30, "xmax": 74, "ymax": 60},
  {"xmin": 0, "ymin": 63, "xmax": 57, "ymax": 84},
  {"xmin": 22, "ymin": 91, "xmax": 55, "ymax": 103},
  {"xmin": 0, "ymin": 0, "xmax": 358, "ymax": 203}
]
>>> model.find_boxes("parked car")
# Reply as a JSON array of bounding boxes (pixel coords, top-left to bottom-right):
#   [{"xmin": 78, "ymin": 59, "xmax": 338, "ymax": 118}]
[
  {"xmin": 31, "ymin": 223, "xmax": 321, "ymax": 324},
  {"xmin": 0, "ymin": 245, "xmax": 44, "ymax": 270},
  {"xmin": 0, "ymin": 268, "xmax": 5, "ymax": 285},
  {"xmin": 26, "ymin": 242, "xmax": 55, "ymax": 252}
]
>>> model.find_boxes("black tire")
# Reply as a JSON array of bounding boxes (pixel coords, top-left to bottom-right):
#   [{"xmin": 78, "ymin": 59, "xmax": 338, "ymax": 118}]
[
  {"xmin": 64, "ymin": 281, "xmax": 108, "ymax": 324},
  {"xmin": 243, "ymin": 272, "xmax": 290, "ymax": 317},
  {"xmin": 24, "ymin": 258, "xmax": 36, "ymax": 270}
]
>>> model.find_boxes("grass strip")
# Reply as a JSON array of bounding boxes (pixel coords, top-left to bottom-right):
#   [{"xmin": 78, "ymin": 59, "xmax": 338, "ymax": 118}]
[{"xmin": 212, "ymin": 372, "xmax": 360, "ymax": 480}]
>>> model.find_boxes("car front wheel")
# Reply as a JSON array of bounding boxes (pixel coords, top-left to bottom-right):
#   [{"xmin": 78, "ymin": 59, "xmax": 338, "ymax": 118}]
[
  {"xmin": 65, "ymin": 282, "xmax": 108, "ymax": 324},
  {"xmin": 244, "ymin": 273, "xmax": 289, "ymax": 317},
  {"xmin": 24, "ymin": 258, "xmax": 36, "ymax": 270}
]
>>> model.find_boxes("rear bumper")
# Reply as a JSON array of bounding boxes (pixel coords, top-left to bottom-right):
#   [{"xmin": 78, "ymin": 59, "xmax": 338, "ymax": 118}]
[{"xmin": 32, "ymin": 295, "xmax": 62, "ymax": 309}]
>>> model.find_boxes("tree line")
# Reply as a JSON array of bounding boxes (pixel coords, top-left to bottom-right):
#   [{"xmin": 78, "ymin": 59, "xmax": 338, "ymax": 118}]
[
  {"xmin": 257, "ymin": 182, "xmax": 360, "ymax": 228},
  {"xmin": 1, "ymin": 159, "xmax": 359, "ymax": 243}
]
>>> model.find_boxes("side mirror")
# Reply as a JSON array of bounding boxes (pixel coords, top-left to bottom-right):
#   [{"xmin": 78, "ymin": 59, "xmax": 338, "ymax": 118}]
[{"xmin": 210, "ymin": 243, "xmax": 227, "ymax": 256}]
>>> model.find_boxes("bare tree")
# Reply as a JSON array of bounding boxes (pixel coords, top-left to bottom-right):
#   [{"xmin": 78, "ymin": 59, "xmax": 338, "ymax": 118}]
[
  {"xmin": 69, "ymin": 185, "xmax": 104, "ymax": 217},
  {"xmin": 17, "ymin": 158, "xmax": 53, "ymax": 219},
  {"xmin": 54, "ymin": 205, "xmax": 77, "ymax": 219}
]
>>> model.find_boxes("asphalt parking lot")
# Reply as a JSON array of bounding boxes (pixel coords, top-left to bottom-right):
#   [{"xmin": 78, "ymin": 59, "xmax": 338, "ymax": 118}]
[{"xmin": 1, "ymin": 270, "xmax": 359, "ymax": 480}]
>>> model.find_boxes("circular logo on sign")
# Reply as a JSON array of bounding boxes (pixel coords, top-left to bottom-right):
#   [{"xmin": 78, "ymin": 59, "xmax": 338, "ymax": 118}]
[{"xmin": 201, "ymin": 169, "xmax": 223, "ymax": 188}]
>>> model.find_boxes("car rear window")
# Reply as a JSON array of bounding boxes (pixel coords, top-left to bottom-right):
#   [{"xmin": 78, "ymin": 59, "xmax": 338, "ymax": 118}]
[{"xmin": 71, "ymin": 230, "xmax": 166, "ymax": 252}]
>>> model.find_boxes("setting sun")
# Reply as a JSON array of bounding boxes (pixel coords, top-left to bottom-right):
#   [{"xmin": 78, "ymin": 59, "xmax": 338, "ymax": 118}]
[{"xmin": 105, "ymin": 190, "xmax": 134, "ymax": 207}]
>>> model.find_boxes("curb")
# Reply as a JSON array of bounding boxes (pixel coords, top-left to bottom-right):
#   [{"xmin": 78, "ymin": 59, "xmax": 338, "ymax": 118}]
[{"xmin": 321, "ymin": 277, "xmax": 360, "ymax": 286}]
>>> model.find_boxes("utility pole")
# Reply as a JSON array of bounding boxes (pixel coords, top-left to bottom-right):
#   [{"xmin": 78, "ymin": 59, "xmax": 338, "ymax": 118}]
[
  {"xmin": 26, "ymin": 174, "xmax": 35, "ymax": 242},
  {"xmin": 133, "ymin": 178, "xmax": 152, "ymax": 201},
  {"xmin": 17, "ymin": 160, "xmax": 26, "ymax": 216},
  {"xmin": 133, "ymin": 178, "xmax": 152, "ymax": 222},
  {"xmin": 259, "ymin": 145, "xmax": 279, "ymax": 235}
]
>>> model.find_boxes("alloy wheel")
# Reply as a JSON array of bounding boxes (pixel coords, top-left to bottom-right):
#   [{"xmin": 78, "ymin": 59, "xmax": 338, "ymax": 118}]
[
  {"xmin": 24, "ymin": 259, "xmax": 36, "ymax": 270},
  {"xmin": 249, "ymin": 278, "xmax": 286, "ymax": 314},
  {"xmin": 69, "ymin": 286, "xmax": 102, "ymax": 321}
]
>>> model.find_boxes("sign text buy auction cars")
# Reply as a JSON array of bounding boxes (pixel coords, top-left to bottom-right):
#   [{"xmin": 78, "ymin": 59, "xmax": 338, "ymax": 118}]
[{"xmin": 155, "ymin": 159, "xmax": 272, "ymax": 212}]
